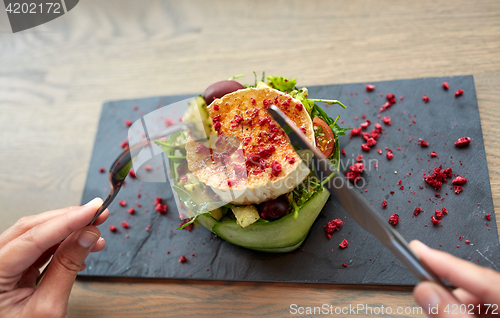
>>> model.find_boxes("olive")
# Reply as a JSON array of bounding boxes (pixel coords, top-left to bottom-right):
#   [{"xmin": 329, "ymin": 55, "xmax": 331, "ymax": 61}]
[
  {"xmin": 258, "ymin": 198, "xmax": 289, "ymax": 221},
  {"xmin": 204, "ymin": 80, "xmax": 245, "ymax": 105}
]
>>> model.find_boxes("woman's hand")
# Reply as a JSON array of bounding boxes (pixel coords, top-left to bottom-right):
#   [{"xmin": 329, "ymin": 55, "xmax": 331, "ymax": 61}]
[
  {"xmin": 411, "ymin": 240, "xmax": 500, "ymax": 317},
  {"xmin": 0, "ymin": 198, "xmax": 109, "ymax": 318}
]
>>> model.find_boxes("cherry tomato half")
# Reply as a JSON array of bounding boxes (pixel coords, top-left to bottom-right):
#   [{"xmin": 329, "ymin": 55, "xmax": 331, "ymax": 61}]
[{"xmin": 313, "ymin": 117, "xmax": 335, "ymax": 157}]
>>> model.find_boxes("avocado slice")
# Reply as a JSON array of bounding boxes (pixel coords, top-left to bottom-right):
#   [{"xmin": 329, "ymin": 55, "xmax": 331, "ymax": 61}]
[{"xmin": 198, "ymin": 188, "xmax": 330, "ymax": 252}]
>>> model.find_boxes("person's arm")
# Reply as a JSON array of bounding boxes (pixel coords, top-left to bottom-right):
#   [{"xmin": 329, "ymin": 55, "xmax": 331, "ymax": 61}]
[
  {"xmin": 0, "ymin": 198, "xmax": 108, "ymax": 318},
  {"xmin": 411, "ymin": 240, "xmax": 500, "ymax": 318}
]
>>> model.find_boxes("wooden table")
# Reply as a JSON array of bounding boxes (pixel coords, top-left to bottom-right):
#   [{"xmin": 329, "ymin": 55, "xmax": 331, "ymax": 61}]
[{"xmin": 1, "ymin": 0, "xmax": 499, "ymax": 316}]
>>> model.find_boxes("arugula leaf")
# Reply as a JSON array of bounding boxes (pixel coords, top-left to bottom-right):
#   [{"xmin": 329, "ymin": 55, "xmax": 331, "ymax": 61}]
[
  {"xmin": 267, "ymin": 75, "xmax": 297, "ymax": 92},
  {"xmin": 309, "ymin": 99, "xmax": 347, "ymax": 109}
]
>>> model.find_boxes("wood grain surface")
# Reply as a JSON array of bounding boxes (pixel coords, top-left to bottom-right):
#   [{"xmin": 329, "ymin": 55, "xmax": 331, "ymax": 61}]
[{"xmin": 1, "ymin": 0, "xmax": 499, "ymax": 317}]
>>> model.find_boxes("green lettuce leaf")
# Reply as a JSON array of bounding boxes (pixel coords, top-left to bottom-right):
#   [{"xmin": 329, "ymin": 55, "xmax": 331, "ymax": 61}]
[{"xmin": 267, "ymin": 75, "xmax": 297, "ymax": 92}]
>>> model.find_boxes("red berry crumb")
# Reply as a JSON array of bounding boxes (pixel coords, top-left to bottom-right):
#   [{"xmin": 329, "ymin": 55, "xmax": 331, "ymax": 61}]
[
  {"xmin": 341, "ymin": 148, "xmax": 346, "ymax": 156},
  {"xmin": 442, "ymin": 82, "xmax": 449, "ymax": 90},
  {"xmin": 144, "ymin": 165, "xmax": 152, "ymax": 172},
  {"xmin": 129, "ymin": 169, "xmax": 136, "ymax": 178},
  {"xmin": 452, "ymin": 176, "xmax": 467, "ymax": 185},
  {"xmin": 381, "ymin": 117, "xmax": 392, "ymax": 125},
  {"xmin": 121, "ymin": 221, "xmax": 129, "ymax": 229},
  {"xmin": 414, "ymin": 207, "xmax": 423, "ymax": 216},
  {"xmin": 350, "ymin": 162, "xmax": 365, "ymax": 173},
  {"xmin": 179, "ymin": 256, "xmax": 187, "ymax": 263},
  {"xmin": 424, "ymin": 166, "xmax": 452, "ymax": 190},
  {"xmin": 418, "ymin": 139, "xmax": 429, "ymax": 147},
  {"xmin": 388, "ymin": 214, "xmax": 399, "ymax": 226},
  {"xmin": 339, "ymin": 239, "xmax": 349, "ymax": 249},
  {"xmin": 99, "ymin": 167, "xmax": 105, "ymax": 173},
  {"xmin": 386, "ymin": 152, "xmax": 394, "ymax": 160},
  {"xmin": 324, "ymin": 218, "xmax": 343, "ymax": 239},
  {"xmin": 128, "ymin": 208, "xmax": 135, "ymax": 214},
  {"xmin": 155, "ymin": 203, "xmax": 167, "ymax": 214},
  {"xmin": 455, "ymin": 89, "xmax": 464, "ymax": 97},
  {"xmin": 454, "ymin": 185, "xmax": 463, "ymax": 194},
  {"xmin": 119, "ymin": 200, "xmax": 127, "ymax": 207},
  {"xmin": 465, "ymin": 240, "xmax": 470, "ymax": 244},
  {"xmin": 124, "ymin": 119, "xmax": 133, "ymax": 127},
  {"xmin": 430, "ymin": 215, "xmax": 441, "ymax": 225},
  {"xmin": 109, "ymin": 225, "xmax": 117, "ymax": 232},
  {"xmin": 366, "ymin": 84, "xmax": 375, "ymax": 92},
  {"xmin": 430, "ymin": 151, "xmax": 438, "ymax": 157},
  {"xmin": 422, "ymin": 95, "xmax": 429, "ymax": 103},
  {"xmin": 381, "ymin": 200, "xmax": 387, "ymax": 208},
  {"xmin": 435, "ymin": 210, "xmax": 444, "ymax": 220},
  {"xmin": 361, "ymin": 144, "xmax": 370, "ymax": 152},
  {"xmin": 454, "ymin": 137, "xmax": 471, "ymax": 147},
  {"xmin": 485, "ymin": 213, "xmax": 491, "ymax": 221},
  {"xmin": 342, "ymin": 263, "xmax": 348, "ymax": 268}
]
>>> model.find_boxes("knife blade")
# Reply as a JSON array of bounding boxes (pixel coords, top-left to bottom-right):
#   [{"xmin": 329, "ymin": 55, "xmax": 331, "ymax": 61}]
[{"xmin": 269, "ymin": 105, "xmax": 449, "ymax": 287}]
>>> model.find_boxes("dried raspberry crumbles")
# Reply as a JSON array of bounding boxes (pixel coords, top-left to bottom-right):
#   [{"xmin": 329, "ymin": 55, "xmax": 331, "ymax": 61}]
[
  {"xmin": 179, "ymin": 256, "xmax": 187, "ymax": 263},
  {"xmin": 339, "ymin": 239, "xmax": 349, "ymax": 249},
  {"xmin": 418, "ymin": 139, "xmax": 429, "ymax": 147},
  {"xmin": 414, "ymin": 207, "xmax": 423, "ymax": 216},
  {"xmin": 109, "ymin": 225, "xmax": 117, "ymax": 232},
  {"xmin": 121, "ymin": 221, "xmax": 130, "ymax": 229},
  {"xmin": 442, "ymin": 82, "xmax": 449, "ymax": 90},
  {"xmin": 452, "ymin": 176, "xmax": 467, "ymax": 185},
  {"xmin": 424, "ymin": 166, "xmax": 452, "ymax": 190},
  {"xmin": 454, "ymin": 186, "xmax": 463, "ymax": 194},
  {"xmin": 455, "ymin": 89, "xmax": 464, "ymax": 97},
  {"xmin": 366, "ymin": 84, "xmax": 375, "ymax": 92},
  {"xmin": 485, "ymin": 213, "xmax": 491, "ymax": 221},
  {"xmin": 386, "ymin": 152, "xmax": 394, "ymax": 160},
  {"xmin": 381, "ymin": 200, "xmax": 387, "ymax": 208},
  {"xmin": 155, "ymin": 203, "xmax": 167, "ymax": 214},
  {"xmin": 388, "ymin": 214, "xmax": 399, "ymax": 226},
  {"xmin": 454, "ymin": 137, "xmax": 471, "ymax": 147},
  {"xmin": 430, "ymin": 215, "xmax": 440, "ymax": 225},
  {"xmin": 381, "ymin": 117, "xmax": 392, "ymax": 125},
  {"xmin": 422, "ymin": 95, "xmax": 429, "ymax": 103},
  {"xmin": 119, "ymin": 200, "xmax": 127, "ymax": 207},
  {"xmin": 325, "ymin": 218, "xmax": 343, "ymax": 239}
]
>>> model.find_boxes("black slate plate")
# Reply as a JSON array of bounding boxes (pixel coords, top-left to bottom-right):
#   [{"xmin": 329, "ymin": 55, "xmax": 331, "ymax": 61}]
[{"xmin": 80, "ymin": 75, "xmax": 500, "ymax": 285}]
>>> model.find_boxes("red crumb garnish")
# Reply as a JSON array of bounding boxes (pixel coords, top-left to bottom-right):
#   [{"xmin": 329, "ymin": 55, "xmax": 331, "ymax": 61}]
[
  {"xmin": 271, "ymin": 161, "xmax": 282, "ymax": 177},
  {"xmin": 454, "ymin": 185, "xmax": 463, "ymax": 194},
  {"xmin": 452, "ymin": 176, "xmax": 467, "ymax": 185},
  {"xmin": 250, "ymin": 97, "xmax": 256, "ymax": 104},
  {"xmin": 430, "ymin": 215, "xmax": 440, "ymax": 225},
  {"xmin": 121, "ymin": 221, "xmax": 129, "ymax": 229},
  {"xmin": 361, "ymin": 144, "xmax": 370, "ymax": 152},
  {"xmin": 99, "ymin": 167, "xmax": 105, "ymax": 173},
  {"xmin": 109, "ymin": 225, "xmax": 117, "ymax": 232},
  {"xmin": 295, "ymin": 103, "xmax": 303, "ymax": 111},
  {"xmin": 345, "ymin": 171, "xmax": 362, "ymax": 183},
  {"xmin": 386, "ymin": 152, "xmax": 394, "ymax": 160},
  {"xmin": 386, "ymin": 93, "xmax": 396, "ymax": 104},
  {"xmin": 455, "ymin": 89, "xmax": 464, "ymax": 97},
  {"xmin": 128, "ymin": 208, "xmax": 135, "ymax": 214},
  {"xmin": 154, "ymin": 197, "xmax": 162, "ymax": 205},
  {"xmin": 349, "ymin": 162, "xmax": 365, "ymax": 173},
  {"xmin": 375, "ymin": 123, "xmax": 382, "ymax": 131},
  {"xmin": 120, "ymin": 140, "xmax": 129, "ymax": 149},
  {"xmin": 422, "ymin": 95, "xmax": 429, "ymax": 103},
  {"xmin": 442, "ymin": 207, "xmax": 448, "ymax": 215},
  {"xmin": 155, "ymin": 203, "xmax": 167, "ymax": 214},
  {"xmin": 262, "ymin": 99, "xmax": 271, "ymax": 107},
  {"xmin": 466, "ymin": 240, "xmax": 470, "ymax": 244},
  {"xmin": 129, "ymin": 169, "xmax": 136, "ymax": 178},
  {"xmin": 381, "ymin": 117, "xmax": 392, "ymax": 125},
  {"xmin": 339, "ymin": 239, "xmax": 349, "ymax": 249},
  {"xmin": 342, "ymin": 263, "xmax": 348, "ymax": 268},
  {"xmin": 124, "ymin": 119, "xmax": 133, "ymax": 127},
  {"xmin": 418, "ymin": 139, "xmax": 429, "ymax": 147},
  {"xmin": 381, "ymin": 200, "xmax": 387, "ymax": 208},
  {"xmin": 213, "ymin": 104, "xmax": 220, "ymax": 111},
  {"xmin": 366, "ymin": 84, "xmax": 375, "ymax": 92},
  {"xmin": 360, "ymin": 122, "xmax": 369, "ymax": 129},
  {"xmin": 435, "ymin": 210, "xmax": 444, "ymax": 220},
  {"xmin": 485, "ymin": 213, "xmax": 491, "ymax": 221},
  {"xmin": 356, "ymin": 155, "xmax": 363, "ymax": 162},
  {"xmin": 144, "ymin": 165, "xmax": 152, "ymax": 171},
  {"xmin": 442, "ymin": 82, "xmax": 449, "ymax": 90},
  {"xmin": 350, "ymin": 127, "xmax": 362, "ymax": 138},
  {"xmin": 119, "ymin": 200, "xmax": 127, "ymax": 207},
  {"xmin": 179, "ymin": 219, "xmax": 194, "ymax": 231},
  {"xmin": 377, "ymin": 148, "xmax": 382, "ymax": 155},
  {"xmin": 367, "ymin": 138, "xmax": 377, "ymax": 147},
  {"xmin": 179, "ymin": 256, "xmax": 187, "ymax": 263},
  {"xmin": 430, "ymin": 151, "xmax": 438, "ymax": 157},
  {"xmin": 341, "ymin": 148, "xmax": 346, "ymax": 156},
  {"xmin": 454, "ymin": 137, "xmax": 471, "ymax": 147},
  {"xmin": 388, "ymin": 214, "xmax": 399, "ymax": 226},
  {"xmin": 424, "ymin": 165, "xmax": 452, "ymax": 190},
  {"xmin": 414, "ymin": 207, "xmax": 423, "ymax": 216},
  {"xmin": 324, "ymin": 218, "xmax": 343, "ymax": 239}
]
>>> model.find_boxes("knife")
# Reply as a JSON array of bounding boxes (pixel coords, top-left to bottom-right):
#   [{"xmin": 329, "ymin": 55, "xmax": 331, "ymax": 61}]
[{"xmin": 269, "ymin": 105, "xmax": 450, "ymax": 287}]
